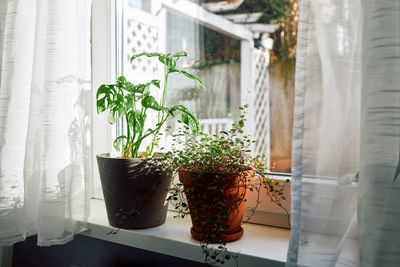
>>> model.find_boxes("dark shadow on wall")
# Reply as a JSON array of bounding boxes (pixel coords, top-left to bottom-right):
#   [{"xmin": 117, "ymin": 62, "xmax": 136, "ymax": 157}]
[{"xmin": 13, "ymin": 235, "xmax": 207, "ymax": 267}]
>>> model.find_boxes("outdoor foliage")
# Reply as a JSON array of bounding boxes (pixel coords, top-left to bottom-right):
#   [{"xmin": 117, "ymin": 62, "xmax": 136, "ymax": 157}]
[
  {"xmin": 271, "ymin": 0, "xmax": 299, "ymax": 61},
  {"xmin": 96, "ymin": 51, "xmax": 205, "ymax": 158},
  {"xmin": 201, "ymin": 27, "xmax": 241, "ymax": 64},
  {"xmin": 229, "ymin": 0, "xmax": 290, "ymax": 24},
  {"xmin": 195, "ymin": 0, "xmax": 294, "ymax": 66}
]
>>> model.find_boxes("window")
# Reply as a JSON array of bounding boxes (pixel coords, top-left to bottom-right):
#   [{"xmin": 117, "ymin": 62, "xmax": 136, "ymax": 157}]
[{"xmin": 92, "ymin": 0, "xmax": 299, "ymax": 226}]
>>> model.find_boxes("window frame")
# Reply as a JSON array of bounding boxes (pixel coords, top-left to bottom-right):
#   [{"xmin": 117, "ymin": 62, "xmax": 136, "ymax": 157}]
[
  {"xmin": 90, "ymin": 0, "xmax": 291, "ymax": 228},
  {"xmin": 91, "ymin": 0, "xmax": 116, "ymax": 199}
]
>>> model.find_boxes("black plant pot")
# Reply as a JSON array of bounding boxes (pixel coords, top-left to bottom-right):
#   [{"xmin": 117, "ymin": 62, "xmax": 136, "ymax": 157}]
[{"xmin": 96, "ymin": 153, "xmax": 172, "ymax": 229}]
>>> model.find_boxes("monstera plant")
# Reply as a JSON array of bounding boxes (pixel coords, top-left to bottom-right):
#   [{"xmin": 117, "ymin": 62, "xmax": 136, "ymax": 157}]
[{"xmin": 96, "ymin": 51, "xmax": 205, "ymax": 230}]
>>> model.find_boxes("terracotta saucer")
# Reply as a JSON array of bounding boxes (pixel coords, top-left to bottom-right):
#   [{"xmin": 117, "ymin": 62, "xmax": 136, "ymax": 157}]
[{"xmin": 190, "ymin": 226, "xmax": 244, "ymax": 243}]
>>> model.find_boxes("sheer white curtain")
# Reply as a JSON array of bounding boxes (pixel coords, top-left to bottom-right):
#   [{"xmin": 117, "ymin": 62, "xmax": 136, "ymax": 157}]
[
  {"xmin": 0, "ymin": 0, "xmax": 91, "ymax": 246},
  {"xmin": 359, "ymin": 0, "xmax": 400, "ymax": 265},
  {"xmin": 288, "ymin": 0, "xmax": 400, "ymax": 266}
]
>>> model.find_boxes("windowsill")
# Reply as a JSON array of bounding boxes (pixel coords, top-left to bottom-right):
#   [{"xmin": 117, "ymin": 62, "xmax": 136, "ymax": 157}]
[{"xmin": 82, "ymin": 199, "xmax": 290, "ymax": 267}]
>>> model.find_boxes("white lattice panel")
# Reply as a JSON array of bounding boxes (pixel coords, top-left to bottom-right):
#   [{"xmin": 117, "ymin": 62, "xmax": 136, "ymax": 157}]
[
  {"xmin": 126, "ymin": 20, "xmax": 158, "ymax": 74},
  {"xmin": 124, "ymin": 6, "xmax": 162, "ymax": 83},
  {"xmin": 253, "ymin": 49, "xmax": 271, "ymax": 165}
]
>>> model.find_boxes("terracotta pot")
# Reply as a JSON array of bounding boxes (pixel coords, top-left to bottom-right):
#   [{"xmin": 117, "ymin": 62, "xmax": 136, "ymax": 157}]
[
  {"xmin": 97, "ymin": 153, "xmax": 172, "ymax": 229},
  {"xmin": 178, "ymin": 168, "xmax": 252, "ymax": 243}
]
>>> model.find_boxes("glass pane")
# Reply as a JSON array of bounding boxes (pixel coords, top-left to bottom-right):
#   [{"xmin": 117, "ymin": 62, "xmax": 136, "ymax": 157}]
[
  {"xmin": 165, "ymin": 9, "xmax": 241, "ymax": 121},
  {"xmin": 268, "ymin": 0, "xmax": 299, "ymax": 173},
  {"xmin": 117, "ymin": 0, "xmax": 298, "ymax": 174}
]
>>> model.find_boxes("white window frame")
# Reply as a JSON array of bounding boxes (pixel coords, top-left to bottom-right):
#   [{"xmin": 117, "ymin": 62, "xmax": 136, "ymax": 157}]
[
  {"xmin": 90, "ymin": 0, "xmax": 291, "ymax": 228},
  {"xmin": 91, "ymin": 0, "xmax": 116, "ymax": 199}
]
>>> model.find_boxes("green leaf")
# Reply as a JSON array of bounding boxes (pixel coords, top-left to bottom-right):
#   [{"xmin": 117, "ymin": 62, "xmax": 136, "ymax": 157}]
[
  {"xmin": 158, "ymin": 55, "xmax": 167, "ymax": 64},
  {"xmin": 151, "ymin": 79, "xmax": 160, "ymax": 89},
  {"xmin": 171, "ymin": 51, "xmax": 187, "ymax": 58},
  {"xmin": 126, "ymin": 110, "xmax": 136, "ymax": 125},
  {"xmin": 130, "ymin": 52, "xmax": 164, "ymax": 63},
  {"xmin": 96, "ymin": 85, "xmax": 117, "ymax": 114},
  {"xmin": 124, "ymin": 81, "xmax": 136, "ymax": 92},
  {"xmin": 165, "ymin": 58, "xmax": 176, "ymax": 70},
  {"xmin": 108, "ymin": 109, "xmax": 118, "ymax": 124},
  {"xmin": 96, "ymin": 97, "xmax": 106, "ymax": 113},
  {"xmin": 170, "ymin": 105, "xmax": 200, "ymax": 132},
  {"xmin": 126, "ymin": 80, "xmax": 160, "ymax": 95},
  {"xmin": 96, "ymin": 84, "xmax": 110, "ymax": 100},
  {"xmin": 113, "ymin": 135, "xmax": 127, "ymax": 151},
  {"xmin": 170, "ymin": 69, "xmax": 206, "ymax": 91},
  {"xmin": 127, "ymin": 110, "xmax": 146, "ymax": 134},
  {"xmin": 116, "ymin": 93, "xmax": 124, "ymax": 103},
  {"xmin": 142, "ymin": 83, "xmax": 151, "ymax": 96},
  {"xmin": 141, "ymin": 95, "xmax": 157, "ymax": 108},
  {"xmin": 141, "ymin": 95, "xmax": 167, "ymax": 112},
  {"xmin": 116, "ymin": 76, "xmax": 127, "ymax": 87},
  {"xmin": 125, "ymin": 95, "xmax": 135, "ymax": 110}
]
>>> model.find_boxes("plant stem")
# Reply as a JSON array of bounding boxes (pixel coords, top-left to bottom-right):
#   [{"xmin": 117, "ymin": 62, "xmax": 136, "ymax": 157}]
[
  {"xmin": 123, "ymin": 141, "xmax": 132, "ymax": 158},
  {"xmin": 161, "ymin": 65, "xmax": 169, "ymax": 108},
  {"xmin": 133, "ymin": 130, "xmax": 143, "ymax": 156},
  {"xmin": 118, "ymin": 85, "xmax": 129, "ymax": 157},
  {"xmin": 125, "ymin": 116, "xmax": 131, "ymax": 154},
  {"xmin": 137, "ymin": 113, "xmax": 170, "ymax": 150},
  {"xmin": 149, "ymin": 65, "xmax": 169, "ymax": 155},
  {"xmin": 131, "ymin": 97, "xmax": 137, "ymax": 156}
]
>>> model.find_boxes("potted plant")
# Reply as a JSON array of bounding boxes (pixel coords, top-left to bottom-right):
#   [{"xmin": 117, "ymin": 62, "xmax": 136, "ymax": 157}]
[
  {"xmin": 164, "ymin": 105, "xmax": 289, "ymax": 265},
  {"xmin": 96, "ymin": 51, "xmax": 205, "ymax": 230}
]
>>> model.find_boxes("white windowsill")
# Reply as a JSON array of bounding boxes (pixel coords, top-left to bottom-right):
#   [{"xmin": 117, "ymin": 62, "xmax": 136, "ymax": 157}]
[{"xmin": 82, "ymin": 199, "xmax": 289, "ymax": 267}]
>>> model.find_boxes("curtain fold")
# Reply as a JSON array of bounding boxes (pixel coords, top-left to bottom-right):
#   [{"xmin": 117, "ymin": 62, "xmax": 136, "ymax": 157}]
[
  {"xmin": 0, "ymin": 0, "xmax": 91, "ymax": 246},
  {"xmin": 288, "ymin": 0, "xmax": 400, "ymax": 266},
  {"xmin": 359, "ymin": 0, "xmax": 400, "ymax": 265}
]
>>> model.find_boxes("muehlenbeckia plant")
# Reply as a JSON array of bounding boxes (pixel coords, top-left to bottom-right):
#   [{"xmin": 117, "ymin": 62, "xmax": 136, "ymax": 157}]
[
  {"xmin": 163, "ymin": 105, "xmax": 290, "ymax": 266},
  {"xmin": 96, "ymin": 51, "xmax": 205, "ymax": 158}
]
